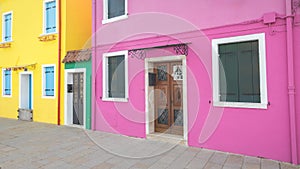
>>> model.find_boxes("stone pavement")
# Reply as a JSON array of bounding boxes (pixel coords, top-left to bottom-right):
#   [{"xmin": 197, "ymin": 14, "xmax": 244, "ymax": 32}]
[{"xmin": 0, "ymin": 118, "xmax": 299, "ymax": 169}]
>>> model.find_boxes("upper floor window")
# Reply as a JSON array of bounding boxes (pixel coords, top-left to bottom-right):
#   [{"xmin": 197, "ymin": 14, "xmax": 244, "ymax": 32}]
[
  {"xmin": 42, "ymin": 65, "xmax": 55, "ymax": 98},
  {"xmin": 44, "ymin": 0, "xmax": 56, "ymax": 34},
  {"xmin": 102, "ymin": 51, "xmax": 128, "ymax": 102},
  {"xmin": 103, "ymin": 0, "xmax": 128, "ymax": 24},
  {"xmin": 212, "ymin": 33, "xmax": 268, "ymax": 109},
  {"xmin": 2, "ymin": 69, "xmax": 12, "ymax": 97},
  {"xmin": 2, "ymin": 12, "xmax": 13, "ymax": 42}
]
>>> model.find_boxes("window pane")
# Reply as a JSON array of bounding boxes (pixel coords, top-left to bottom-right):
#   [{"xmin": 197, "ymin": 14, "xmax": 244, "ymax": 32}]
[
  {"xmin": 251, "ymin": 41, "xmax": 261, "ymax": 103},
  {"xmin": 238, "ymin": 41, "xmax": 260, "ymax": 103},
  {"xmin": 108, "ymin": 0, "xmax": 125, "ymax": 19},
  {"xmin": 45, "ymin": 67, "xmax": 54, "ymax": 96},
  {"xmin": 46, "ymin": 1, "xmax": 56, "ymax": 33},
  {"xmin": 218, "ymin": 40, "xmax": 260, "ymax": 103},
  {"xmin": 219, "ymin": 43, "xmax": 239, "ymax": 102},
  {"xmin": 4, "ymin": 14, "xmax": 12, "ymax": 41},
  {"xmin": 4, "ymin": 70, "xmax": 11, "ymax": 95},
  {"xmin": 108, "ymin": 55, "xmax": 125, "ymax": 98}
]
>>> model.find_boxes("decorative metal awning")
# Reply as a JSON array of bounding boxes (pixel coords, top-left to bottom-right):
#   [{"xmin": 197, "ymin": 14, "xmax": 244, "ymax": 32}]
[
  {"xmin": 293, "ymin": 0, "xmax": 300, "ymax": 12},
  {"xmin": 129, "ymin": 43, "xmax": 189, "ymax": 60},
  {"xmin": 0, "ymin": 42, "xmax": 11, "ymax": 48},
  {"xmin": 1, "ymin": 63, "xmax": 37, "ymax": 71}
]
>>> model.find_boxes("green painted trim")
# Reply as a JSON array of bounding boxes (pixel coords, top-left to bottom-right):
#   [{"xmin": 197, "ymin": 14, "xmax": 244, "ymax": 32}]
[{"xmin": 65, "ymin": 60, "xmax": 92, "ymax": 129}]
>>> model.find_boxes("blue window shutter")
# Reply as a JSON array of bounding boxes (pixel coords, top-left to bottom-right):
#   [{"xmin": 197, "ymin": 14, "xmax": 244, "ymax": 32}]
[
  {"xmin": 4, "ymin": 14, "xmax": 12, "ymax": 41},
  {"xmin": 51, "ymin": 1, "xmax": 56, "ymax": 32},
  {"xmin": 45, "ymin": 67, "xmax": 54, "ymax": 96},
  {"xmin": 4, "ymin": 70, "xmax": 11, "ymax": 95},
  {"xmin": 46, "ymin": 1, "xmax": 56, "ymax": 33}
]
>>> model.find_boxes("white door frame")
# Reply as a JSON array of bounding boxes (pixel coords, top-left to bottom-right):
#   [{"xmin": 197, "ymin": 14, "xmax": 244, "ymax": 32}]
[
  {"xmin": 64, "ymin": 68, "xmax": 86, "ymax": 129},
  {"xmin": 19, "ymin": 71, "xmax": 34, "ymax": 109},
  {"xmin": 145, "ymin": 55, "xmax": 188, "ymax": 141}
]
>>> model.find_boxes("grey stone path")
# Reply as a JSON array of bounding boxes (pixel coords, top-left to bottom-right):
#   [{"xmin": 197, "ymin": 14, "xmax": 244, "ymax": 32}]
[{"xmin": 0, "ymin": 118, "xmax": 299, "ymax": 169}]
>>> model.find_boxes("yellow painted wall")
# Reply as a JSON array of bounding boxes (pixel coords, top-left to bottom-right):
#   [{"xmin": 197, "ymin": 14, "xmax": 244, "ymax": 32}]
[
  {"xmin": 0, "ymin": 0, "xmax": 91, "ymax": 124},
  {"xmin": 60, "ymin": 0, "xmax": 92, "ymax": 124}
]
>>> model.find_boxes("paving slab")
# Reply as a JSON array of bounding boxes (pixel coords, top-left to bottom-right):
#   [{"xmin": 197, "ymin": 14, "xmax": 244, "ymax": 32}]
[{"xmin": 0, "ymin": 118, "xmax": 299, "ymax": 169}]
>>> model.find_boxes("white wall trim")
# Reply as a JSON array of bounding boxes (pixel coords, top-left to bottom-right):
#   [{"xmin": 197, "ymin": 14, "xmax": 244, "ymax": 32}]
[
  {"xmin": 64, "ymin": 68, "xmax": 86, "ymax": 129},
  {"xmin": 41, "ymin": 64, "xmax": 56, "ymax": 99},
  {"xmin": 2, "ymin": 11, "xmax": 13, "ymax": 43},
  {"xmin": 145, "ymin": 55, "xmax": 188, "ymax": 142},
  {"xmin": 42, "ymin": 0, "xmax": 58, "ymax": 35},
  {"xmin": 102, "ymin": 50, "xmax": 129, "ymax": 102},
  {"xmin": 102, "ymin": 0, "xmax": 128, "ymax": 24},
  {"xmin": 2, "ymin": 68, "xmax": 12, "ymax": 98},
  {"xmin": 212, "ymin": 33, "xmax": 268, "ymax": 109},
  {"xmin": 19, "ymin": 71, "xmax": 34, "ymax": 109}
]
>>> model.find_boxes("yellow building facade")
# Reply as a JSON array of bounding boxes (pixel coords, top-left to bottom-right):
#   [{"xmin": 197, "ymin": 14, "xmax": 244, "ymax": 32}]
[{"xmin": 0, "ymin": 0, "xmax": 91, "ymax": 124}]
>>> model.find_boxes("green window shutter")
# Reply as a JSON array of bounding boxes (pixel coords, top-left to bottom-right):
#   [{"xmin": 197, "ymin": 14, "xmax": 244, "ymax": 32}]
[
  {"xmin": 108, "ymin": 55, "xmax": 125, "ymax": 98},
  {"xmin": 218, "ymin": 40, "xmax": 260, "ymax": 103},
  {"xmin": 238, "ymin": 41, "xmax": 260, "ymax": 103},
  {"xmin": 219, "ymin": 43, "xmax": 239, "ymax": 102}
]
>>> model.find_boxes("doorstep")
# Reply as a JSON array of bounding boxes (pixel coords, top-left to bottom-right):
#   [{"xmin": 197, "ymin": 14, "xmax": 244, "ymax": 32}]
[{"xmin": 147, "ymin": 132, "xmax": 186, "ymax": 145}]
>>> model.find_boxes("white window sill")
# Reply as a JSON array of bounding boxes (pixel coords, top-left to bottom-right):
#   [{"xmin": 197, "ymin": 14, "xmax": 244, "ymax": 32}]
[
  {"xmin": 40, "ymin": 32, "xmax": 58, "ymax": 37},
  {"xmin": 42, "ymin": 96, "xmax": 56, "ymax": 99},
  {"xmin": 2, "ymin": 95, "xmax": 12, "ymax": 98},
  {"xmin": 213, "ymin": 101, "xmax": 268, "ymax": 109},
  {"xmin": 1, "ymin": 40, "xmax": 13, "ymax": 44},
  {"xmin": 102, "ymin": 15, "xmax": 128, "ymax": 24},
  {"xmin": 102, "ymin": 97, "xmax": 128, "ymax": 102}
]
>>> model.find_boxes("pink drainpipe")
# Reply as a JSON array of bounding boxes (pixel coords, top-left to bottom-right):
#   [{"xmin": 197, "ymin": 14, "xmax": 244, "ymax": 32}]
[
  {"xmin": 286, "ymin": 0, "xmax": 298, "ymax": 165},
  {"xmin": 92, "ymin": 0, "xmax": 97, "ymax": 130}
]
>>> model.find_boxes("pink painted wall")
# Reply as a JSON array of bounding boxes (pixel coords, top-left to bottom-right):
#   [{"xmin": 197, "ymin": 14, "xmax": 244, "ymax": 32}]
[{"xmin": 92, "ymin": 0, "xmax": 299, "ymax": 164}]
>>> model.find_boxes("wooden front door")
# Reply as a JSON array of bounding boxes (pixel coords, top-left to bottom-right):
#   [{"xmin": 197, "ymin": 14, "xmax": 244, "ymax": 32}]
[{"xmin": 154, "ymin": 62, "xmax": 183, "ymax": 135}]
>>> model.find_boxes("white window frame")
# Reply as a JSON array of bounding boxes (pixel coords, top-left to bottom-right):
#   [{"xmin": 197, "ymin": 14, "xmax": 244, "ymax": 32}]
[
  {"xmin": 102, "ymin": 0, "xmax": 128, "ymax": 24},
  {"xmin": 42, "ymin": 0, "xmax": 58, "ymax": 35},
  {"xmin": 212, "ymin": 33, "xmax": 268, "ymax": 109},
  {"xmin": 2, "ymin": 69, "xmax": 12, "ymax": 97},
  {"xmin": 102, "ymin": 50, "xmax": 128, "ymax": 102},
  {"xmin": 41, "ymin": 64, "xmax": 56, "ymax": 99},
  {"xmin": 2, "ymin": 11, "xmax": 13, "ymax": 43}
]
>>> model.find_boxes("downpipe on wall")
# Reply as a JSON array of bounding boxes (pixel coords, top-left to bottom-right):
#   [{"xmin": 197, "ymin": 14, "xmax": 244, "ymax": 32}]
[
  {"xmin": 57, "ymin": 0, "xmax": 62, "ymax": 125},
  {"xmin": 286, "ymin": 0, "xmax": 298, "ymax": 165},
  {"xmin": 92, "ymin": 0, "xmax": 97, "ymax": 130}
]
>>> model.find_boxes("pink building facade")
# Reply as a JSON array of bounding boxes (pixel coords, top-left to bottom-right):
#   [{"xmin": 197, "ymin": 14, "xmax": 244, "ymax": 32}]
[{"xmin": 92, "ymin": 0, "xmax": 300, "ymax": 164}]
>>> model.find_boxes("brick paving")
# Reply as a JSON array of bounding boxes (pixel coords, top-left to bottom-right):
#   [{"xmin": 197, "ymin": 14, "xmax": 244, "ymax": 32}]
[{"xmin": 0, "ymin": 118, "xmax": 299, "ymax": 169}]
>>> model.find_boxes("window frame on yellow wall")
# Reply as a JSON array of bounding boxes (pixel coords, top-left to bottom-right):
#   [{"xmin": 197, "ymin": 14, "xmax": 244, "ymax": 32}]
[
  {"xmin": 42, "ymin": 0, "xmax": 58, "ymax": 35},
  {"xmin": 2, "ymin": 68, "xmax": 12, "ymax": 98},
  {"xmin": 2, "ymin": 11, "xmax": 13, "ymax": 43},
  {"xmin": 41, "ymin": 64, "xmax": 56, "ymax": 99}
]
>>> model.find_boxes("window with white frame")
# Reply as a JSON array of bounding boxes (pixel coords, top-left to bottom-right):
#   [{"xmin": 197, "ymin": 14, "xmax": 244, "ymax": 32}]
[
  {"xmin": 212, "ymin": 33, "xmax": 268, "ymax": 109},
  {"xmin": 2, "ymin": 12, "xmax": 12, "ymax": 42},
  {"xmin": 44, "ymin": 0, "xmax": 56, "ymax": 34},
  {"xmin": 2, "ymin": 69, "xmax": 12, "ymax": 96},
  {"xmin": 42, "ymin": 65, "xmax": 55, "ymax": 97},
  {"xmin": 103, "ymin": 51, "xmax": 128, "ymax": 101},
  {"xmin": 103, "ymin": 0, "xmax": 128, "ymax": 23}
]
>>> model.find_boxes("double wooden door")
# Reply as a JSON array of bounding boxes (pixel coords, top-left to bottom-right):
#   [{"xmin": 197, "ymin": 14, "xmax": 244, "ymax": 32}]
[{"xmin": 154, "ymin": 62, "xmax": 183, "ymax": 136}]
